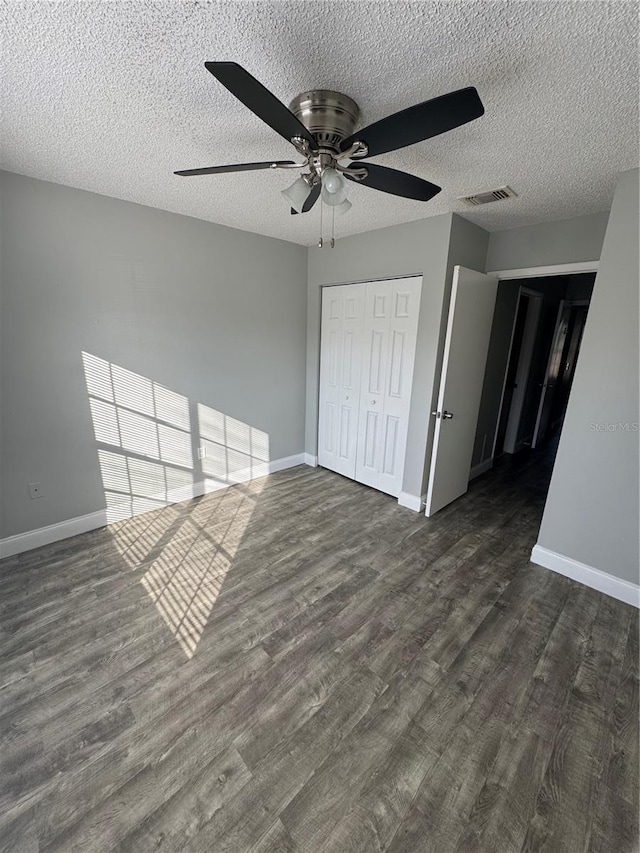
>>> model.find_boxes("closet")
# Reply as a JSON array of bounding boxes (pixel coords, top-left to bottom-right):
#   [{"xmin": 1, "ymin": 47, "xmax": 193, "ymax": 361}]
[{"xmin": 318, "ymin": 276, "xmax": 422, "ymax": 498}]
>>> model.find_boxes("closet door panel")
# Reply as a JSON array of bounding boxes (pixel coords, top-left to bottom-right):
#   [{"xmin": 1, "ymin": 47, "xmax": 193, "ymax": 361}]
[
  {"xmin": 355, "ymin": 280, "xmax": 391, "ymax": 490},
  {"xmin": 318, "ymin": 284, "xmax": 365, "ymax": 478},
  {"xmin": 381, "ymin": 414, "xmax": 400, "ymax": 475},
  {"xmin": 376, "ymin": 278, "xmax": 422, "ymax": 497}
]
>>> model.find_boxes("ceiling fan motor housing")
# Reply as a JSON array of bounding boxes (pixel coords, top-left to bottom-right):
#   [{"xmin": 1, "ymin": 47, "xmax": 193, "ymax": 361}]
[{"xmin": 289, "ymin": 90, "xmax": 360, "ymax": 150}]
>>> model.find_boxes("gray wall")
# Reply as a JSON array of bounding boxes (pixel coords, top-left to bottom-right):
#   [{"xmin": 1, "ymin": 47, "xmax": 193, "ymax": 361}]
[
  {"xmin": 536, "ymin": 169, "xmax": 639, "ymax": 585},
  {"xmin": 486, "ymin": 211, "xmax": 609, "ymax": 272},
  {"xmin": 0, "ymin": 171, "xmax": 308, "ymax": 538},
  {"xmin": 306, "ymin": 213, "xmax": 487, "ymax": 500}
]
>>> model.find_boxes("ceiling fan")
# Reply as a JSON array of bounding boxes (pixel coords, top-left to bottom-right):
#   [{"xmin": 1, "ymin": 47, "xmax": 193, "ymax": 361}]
[{"xmin": 175, "ymin": 62, "xmax": 484, "ymax": 221}]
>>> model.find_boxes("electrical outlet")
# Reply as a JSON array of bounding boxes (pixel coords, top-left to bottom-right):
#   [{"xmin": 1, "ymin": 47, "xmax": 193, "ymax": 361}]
[
  {"xmin": 197, "ymin": 447, "xmax": 206, "ymax": 460},
  {"xmin": 28, "ymin": 483, "xmax": 43, "ymax": 499}
]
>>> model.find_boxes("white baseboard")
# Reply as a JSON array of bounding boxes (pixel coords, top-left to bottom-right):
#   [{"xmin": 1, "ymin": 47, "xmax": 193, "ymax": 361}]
[
  {"xmin": 469, "ymin": 458, "xmax": 494, "ymax": 481},
  {"xmin": 268, "ymin": 453, "xmax": 305, "ymax": 473},
  {"xmin": 0, "ymin": 453, "xmax": 306, "ymax": 560},
  {"xmin": 165, "ymin": 481, "xmax": 205, "ymax": 502},
  {"xmin": 200, "ymin": 453, "xmax": 304, "ymax": 494},
  {"xmin": 398, "ymin": 491, "xmax": 426, "ymax": 512},
  {"xmin": 531, "ymin": 545, "xmax": 640, "ymax": 608},
  {"xmin": 0, "ymin": 509, "xmax": 108, "ymax": 560},
  {"xmin": 304, "ymin": 453, "xmax": 318, "ymax": 467}
]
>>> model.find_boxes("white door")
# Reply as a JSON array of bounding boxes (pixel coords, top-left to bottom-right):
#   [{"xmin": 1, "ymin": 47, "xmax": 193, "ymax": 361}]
[
  {"xmin": 425, "ymin": 266, "xmax": 498, "ymax": 516},
  {"xmin": 355, "ymin": 279, "xmax": 389, "ymax": 489},
  {"xmin": 318, "ymin": 283, "xmax": 365, "ymax": 478},
  {"xmin": 356, "ymin": 277, "xmax": 422, "ymax": 497}
]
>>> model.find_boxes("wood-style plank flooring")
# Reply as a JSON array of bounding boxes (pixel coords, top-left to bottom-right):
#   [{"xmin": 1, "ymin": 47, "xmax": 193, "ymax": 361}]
[{"xmin": 1, "ymin": 451, "xmax": 638, "ymax": 852}]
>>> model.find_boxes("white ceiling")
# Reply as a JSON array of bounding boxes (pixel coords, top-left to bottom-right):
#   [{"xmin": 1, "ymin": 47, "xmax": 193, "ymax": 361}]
[{"xmin": 1, "ymin": 1, "xmax": 638, "ymax": 246}]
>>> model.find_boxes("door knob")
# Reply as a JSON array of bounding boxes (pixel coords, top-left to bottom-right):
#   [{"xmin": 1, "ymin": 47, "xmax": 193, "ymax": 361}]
[
  {"xmin": 371, "ymin": 400, "xmax": 377, "ymax": 405},
  {"xmin": 442, "ymin": 410, "xmax": 454, "ymax": 419},
  {"xmin": 345, "ymin": 395, "xmax": 349, "ymax": 400},
  {"xmin": 431, "ymin": 411, "xmax": 441, "ymax": 418}
]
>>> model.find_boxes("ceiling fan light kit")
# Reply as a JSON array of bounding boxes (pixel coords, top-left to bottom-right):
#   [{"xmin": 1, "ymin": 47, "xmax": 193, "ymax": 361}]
[
  {"xmin": 175, "ymin": 62, "xmax": 485, "ymax": 245},
  {"xmin": 281, "ymin": 176, "xmax": 312, "ymax": 213}
]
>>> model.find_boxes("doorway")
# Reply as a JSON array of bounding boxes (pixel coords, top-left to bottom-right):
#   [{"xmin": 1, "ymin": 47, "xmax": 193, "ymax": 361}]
[
  {"xmin": 474, "ymin": 270, "xmax": 596, "ymax": 471},
  {"xmin": 422, "ymin": 267, "xmax": 596, "ymax": 520}
]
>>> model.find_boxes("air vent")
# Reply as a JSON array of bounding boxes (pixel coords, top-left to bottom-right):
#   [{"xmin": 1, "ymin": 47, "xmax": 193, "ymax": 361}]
[{"xmin": 459, "ymin": 186, "xmax": 517, "ymax": 206}]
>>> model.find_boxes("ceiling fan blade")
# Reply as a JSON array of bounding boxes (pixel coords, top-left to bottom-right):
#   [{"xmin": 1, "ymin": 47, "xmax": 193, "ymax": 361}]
[
  {"xmin": 344, "ymin": 162, "xmax": 441, "ymax": 201},
  {"xmin": 340, "ymin": 87, "xmax": 484, "ymax": 158},
  {"xmin": 291, "ymin": 184, "xmax": 321, "ymax": 214},
  {"xmin": 205, "ymin": 62, "xmax": 315, "ymax": 146},
  {"xmin": 175, "ymin": 161, "xmax": 296, "ymax": 176}
]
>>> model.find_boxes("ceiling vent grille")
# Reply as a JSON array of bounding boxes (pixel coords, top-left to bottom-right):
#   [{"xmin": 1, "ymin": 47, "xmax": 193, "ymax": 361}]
[{"xmin": 459, "ymin": 186, "xmax": 517, "ymax": 206}]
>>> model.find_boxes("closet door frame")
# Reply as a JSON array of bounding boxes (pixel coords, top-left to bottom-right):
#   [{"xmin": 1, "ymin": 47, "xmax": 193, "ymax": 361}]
[{"xmin": 317, "ymin": 274, "xmax": 423, "ymax": 500}]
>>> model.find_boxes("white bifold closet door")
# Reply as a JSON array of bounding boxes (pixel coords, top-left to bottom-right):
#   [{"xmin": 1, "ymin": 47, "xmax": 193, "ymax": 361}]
[
  {"xmin": 318, "ymin": 276, "xmax": 422, "ymax": 498},
  {"xmin": 318, "ymin": 283, "xmax": 366, "ymax": 479}
]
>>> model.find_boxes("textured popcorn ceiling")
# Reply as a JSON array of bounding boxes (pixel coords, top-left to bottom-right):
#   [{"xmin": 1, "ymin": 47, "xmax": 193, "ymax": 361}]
[{"xmin": 1, "ymin": 1, "xmax": 638, "ymax": 246}]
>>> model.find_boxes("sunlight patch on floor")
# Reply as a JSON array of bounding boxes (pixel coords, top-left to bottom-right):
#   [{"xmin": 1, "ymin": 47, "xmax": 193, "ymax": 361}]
[
  {"xmin": 138, "ymin": 484, "xmax": 264, "ymax": 658},
  {"xmin": 82, "ymin": 351, "xmax": 269, "ymax": 658},
  {"xmin": 140, "ymin": 535, "xmax": 231, "ymax": 658}
]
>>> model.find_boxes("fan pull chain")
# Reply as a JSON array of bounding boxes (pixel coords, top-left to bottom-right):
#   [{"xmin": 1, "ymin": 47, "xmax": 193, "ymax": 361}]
[{"xmin": 317, "ymin": 201, "xmax": 336, "ymax": 249}]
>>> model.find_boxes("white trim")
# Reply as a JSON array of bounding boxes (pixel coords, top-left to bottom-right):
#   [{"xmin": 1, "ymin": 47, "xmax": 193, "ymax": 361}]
[
  {"xmin": 321, "ymin": 271, "xmax": 423, "ymax": 289},
  {"xmin": 267, "ymin": 453, "xmax": 305, "ymax": 474},
  {"xmin": 201, "ymin": 453, "xmax": 305, "ymax": 494},
  {"xmin": 469, "ymin": 458, "xmax": 494, "ymax": 481},
  {"xmin": 531, "ymin": 545, "xmax": 640, "ymax": 608},
  {"xmin": 398, "ymin": 491, "xmax": 426, "ymax": 512},
  {"xmin": 487, "ymin": 261, "xmax": 599, "ymax": 280},
  {"xmin": 0, "ymin": 509, "xmax": 108, "ymax": 559},
  {"xmin": 0, "ymin": 453, "xmax": 306, "ymax": 560},
  {"xmin": 165, "ymin": 481, "xmax": 204, "ymax": 502},
  {"xmin": 304, "ymin": 453, "xmax": 318, "ymax": 467}
]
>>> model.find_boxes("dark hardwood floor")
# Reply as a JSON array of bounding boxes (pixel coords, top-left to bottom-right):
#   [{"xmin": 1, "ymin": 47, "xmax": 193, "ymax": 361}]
[{"xmin": 0, "ymin": 451, "xmax": 638, "ymax": 852}]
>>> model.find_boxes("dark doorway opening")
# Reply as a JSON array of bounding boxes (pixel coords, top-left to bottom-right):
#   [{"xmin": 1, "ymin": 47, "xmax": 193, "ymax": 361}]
[{"xmin": 472, "ymin": 271, "xmax": 596, "ymax": 474}]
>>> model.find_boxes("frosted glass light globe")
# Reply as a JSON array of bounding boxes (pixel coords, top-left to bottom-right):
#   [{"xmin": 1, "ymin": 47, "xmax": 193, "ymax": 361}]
[
  {"xmin": 281, "ymin": 177, "xmax": 312, "ymax": 213},
  {"xmin": 321, "ymin": 169, "xmax": 348, "ymax": 206},
  {"xmin": 322, "ymin": 168, "xmax": 343, "ymax": 194}
]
